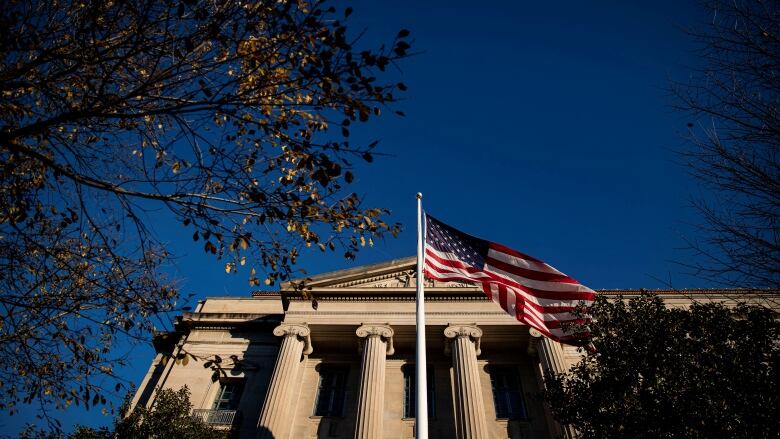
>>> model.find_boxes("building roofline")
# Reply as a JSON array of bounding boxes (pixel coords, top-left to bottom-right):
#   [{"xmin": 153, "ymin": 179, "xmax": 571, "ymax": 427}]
[{"xmin": 280, "ymin": 256, "xmax": 417, "ymax": 289}]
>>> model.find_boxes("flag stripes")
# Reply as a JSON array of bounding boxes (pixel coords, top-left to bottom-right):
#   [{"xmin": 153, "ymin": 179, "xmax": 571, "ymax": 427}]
[{"xmin": 423, "ymin": 214, "xmax": 593, "ymax": 345}]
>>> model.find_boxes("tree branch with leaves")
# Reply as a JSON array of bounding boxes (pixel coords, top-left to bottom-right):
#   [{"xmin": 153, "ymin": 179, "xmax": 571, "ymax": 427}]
[{"xmin": 0, "ymin": 0, "xmax": 411, "ymax": 421}]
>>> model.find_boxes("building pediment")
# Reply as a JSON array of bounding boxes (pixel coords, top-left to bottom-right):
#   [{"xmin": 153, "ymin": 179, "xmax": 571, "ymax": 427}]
[{"xmin": 281, "ymin": 256, "xmax": 479, "ymax": 292}]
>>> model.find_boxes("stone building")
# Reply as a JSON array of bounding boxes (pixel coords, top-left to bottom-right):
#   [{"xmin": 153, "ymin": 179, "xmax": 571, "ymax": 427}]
[{"xmin": 129, "ymin": 256, "xmax": 775, "ymax": 439}]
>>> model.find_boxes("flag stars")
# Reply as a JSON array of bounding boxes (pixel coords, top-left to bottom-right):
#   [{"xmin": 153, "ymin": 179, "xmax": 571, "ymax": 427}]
[{"xmin": 424, "ymin": 214, "xmax": 594, "ymax": 347}]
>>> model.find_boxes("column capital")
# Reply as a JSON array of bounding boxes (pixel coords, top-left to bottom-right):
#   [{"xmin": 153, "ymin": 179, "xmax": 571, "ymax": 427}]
[
  {"xmin": 527, "ymin": 327, "xmax": 542, "ymax": 355},
  {"xmin": 444, "ymin": 324, "xmax": 482, "ymax": 355},
  {"xmin": 273, "ymin": 323, "xmax": 313, "ymax": 355},
  {"xmin": 356, "ymin": 323, "xmax": 394, "ymax": 355}
]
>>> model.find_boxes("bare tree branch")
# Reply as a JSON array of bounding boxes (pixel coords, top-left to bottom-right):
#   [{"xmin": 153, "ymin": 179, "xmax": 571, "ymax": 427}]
[{"xmin": 673, "ymin": 0, "xmax": 780, "ymax": 291}]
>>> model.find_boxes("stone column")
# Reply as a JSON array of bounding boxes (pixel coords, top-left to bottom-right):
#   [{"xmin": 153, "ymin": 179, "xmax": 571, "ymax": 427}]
[
  {"xmin": 528, "ymin": 328, "xmax": 567, "ymax": 376},
  {"xmin": 528, "ymin": 328, "xmax": 575, "ymax": 439},
  {"xmin": 354, "ymin": 324, "xmax": 394, "ymax": 439},
  {"xmin": 257, "ymin": 323, "xmax": 313, "ymax": 439},
  {"xmin": 444, "ymin": 324, "xmax": 489, "ymax": 439}
]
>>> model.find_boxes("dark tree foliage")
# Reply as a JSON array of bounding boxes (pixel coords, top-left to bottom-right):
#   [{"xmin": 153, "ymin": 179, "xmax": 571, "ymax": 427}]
[
  {"xmin": 0, "ymin": 0, "xmax": 410, "ymax": 420},
  {"xmin": 20, "ymin": 387, "xmax": 226, "ymax": 439},
  {"xmin": 674, "ymin": 0, "xmax": 780, "ymax": 290},
  {"xmin": 544, "ymin": 294, "xmax": 780, "ymax": 438}
]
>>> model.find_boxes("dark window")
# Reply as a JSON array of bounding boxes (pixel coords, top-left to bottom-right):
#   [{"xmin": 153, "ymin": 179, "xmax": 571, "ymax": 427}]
[
  {"xmin": 403, "ymin": 365, "xmax": 435, "ymax": 418},
  {"xmin": 212, "ymin": 381, "xmax": 244, "ymax": 410},
  {"xmin": 489, "ymin": 366, "xmax": 526, "ymax": 419},
  {"xmin": 314, "ymin": 364, "xmax": 348, "ymax": 417}
]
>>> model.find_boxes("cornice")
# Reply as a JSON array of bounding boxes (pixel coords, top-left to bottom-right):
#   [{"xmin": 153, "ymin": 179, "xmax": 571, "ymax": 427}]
[
  {"xmin": 280, "ymin": 288, "xmax": 779, "ymax": 302},
  {"xmin": 177, "ymin": 312, "xmax": 282, "ymax": 330},
  {"xmin": 250, "ymin": 291, "xmax": 282, "ymax": 297},
  {"xmin": 286, "ymin": 310, "xmax": 507, "ymax": 316},
  {"xmin": 597, "ymin": 288, "xmax": 780, "ymax": 295},
  {"xmin": 287, "ymin": 291, "xmax": 487, "ymax": 301}
]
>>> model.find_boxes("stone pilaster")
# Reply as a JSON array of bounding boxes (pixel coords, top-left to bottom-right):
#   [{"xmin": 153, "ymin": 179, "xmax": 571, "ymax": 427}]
[
  {"xmin": 444, "ymin": 324, "xmax": 488, "ymax": 439},
  {"xmin": 257, "ymin": 323, "xmax": 313, "ymax": 439},
  {"xmin": 354, "ymin": 324, "xmax": 394, "ymax": 439}
]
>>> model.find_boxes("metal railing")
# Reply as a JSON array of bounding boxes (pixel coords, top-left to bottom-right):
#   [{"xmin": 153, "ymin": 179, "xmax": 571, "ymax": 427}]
[{"xmin": 192, "ymin": 409, "xmax": 238, "ymax": 426}]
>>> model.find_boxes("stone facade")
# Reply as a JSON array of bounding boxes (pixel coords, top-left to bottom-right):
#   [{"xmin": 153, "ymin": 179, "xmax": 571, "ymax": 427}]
[{"xmin": 130, "ymin": 256, "xmax": 778, "ymax": 439}]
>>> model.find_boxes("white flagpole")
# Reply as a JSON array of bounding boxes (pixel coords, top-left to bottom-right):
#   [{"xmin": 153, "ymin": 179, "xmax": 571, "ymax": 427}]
[{"xmin": 415, "ymin": 192, "xmax": 429, "ymax": 439}]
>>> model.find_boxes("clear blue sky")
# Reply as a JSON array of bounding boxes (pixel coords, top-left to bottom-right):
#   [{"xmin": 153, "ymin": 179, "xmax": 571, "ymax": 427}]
[{"xmin": 6, "ymin": 0, "xmax": 712, "ymax": 434}]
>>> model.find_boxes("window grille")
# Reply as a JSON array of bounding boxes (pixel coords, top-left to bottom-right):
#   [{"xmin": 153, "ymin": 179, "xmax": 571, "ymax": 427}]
[
  {"xmin": 489, "ymin": 366, "xmax": 527, "ymax": 419},
  {"xmin": 314, "ymin": 364, "xmax": 348, "ymax": 417}
]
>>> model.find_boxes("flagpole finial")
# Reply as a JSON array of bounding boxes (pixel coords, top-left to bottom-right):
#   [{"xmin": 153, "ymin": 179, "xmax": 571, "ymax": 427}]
[{"xmin": 416, "ymin": 192, "xmax": 423, "ymax": 200}]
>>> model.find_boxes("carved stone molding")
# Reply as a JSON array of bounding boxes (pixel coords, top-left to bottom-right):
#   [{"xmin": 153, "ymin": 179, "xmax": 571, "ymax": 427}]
[
  {"xmin": 286, "ymin": 294, "xmax": 487, "ymax": 302},
  {"xmin": 356, "ymin": 324, "xmax": 394, "ymax": 355},
  {"xmin": 331, "ymin": 270, "xmax": 414, "ymax": 288},
  {"xmin": 272, "ymin": 323, "xmax": 313, "ymax": 355},
  {"xmin": 444, "ymin": 324, "xmax": 483, "ymax": 356}
]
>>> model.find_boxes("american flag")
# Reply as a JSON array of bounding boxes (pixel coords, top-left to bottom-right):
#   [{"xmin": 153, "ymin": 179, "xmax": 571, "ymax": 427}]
[{"xmin": 423, "ymin": 214, "xmax": 594, "ymax": 345}]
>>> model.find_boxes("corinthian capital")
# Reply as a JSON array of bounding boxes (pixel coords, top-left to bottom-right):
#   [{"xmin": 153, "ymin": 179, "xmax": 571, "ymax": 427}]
[
  {"xmin": 273, "ymin": 323, "xmax": 313, "ymax": 355},
  {"xmin": 356, "ymin": 324, "xmax": 394, "ymax": 355}
]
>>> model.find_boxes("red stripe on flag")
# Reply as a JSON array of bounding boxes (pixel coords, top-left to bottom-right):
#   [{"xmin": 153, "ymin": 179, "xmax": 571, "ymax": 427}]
[
  {"xmin": 524, "ymin": 301, "xmax": 577, "ymax": 314},
  {"xmin": 425, "ymin": 249, "xmax": 482, "ymax": 274},
  {"xmin": 513, "ymin": 289, "xmax": 525, "ymax": 321},
  {"xmin": 498, "ymin": 284, "xmax": 508, "ymax": 314},
  {"xmin": 429, "ymin": 271, "xmax": 583, "ymax": 316},
  {"xmin": 486, "ymin": 256, "xmax": 579, "ymax": 283},
  {"xmin": 482, "ymin": 283, "xmax": 493, "ymax": 300},
  {"xmin": 426, "ymin": 249, "xmax": 595, "ymax": 302},
  {"xmin": 423, "ymin": 217, "xmax": 595, "ymax": 347},
  {"xmin": 423, "ymin": 269, "xmax": 480, "ymax": 287},
  {"xmin": 489, "ymin": 242, "xmax": 544, "ymax": 263}
]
